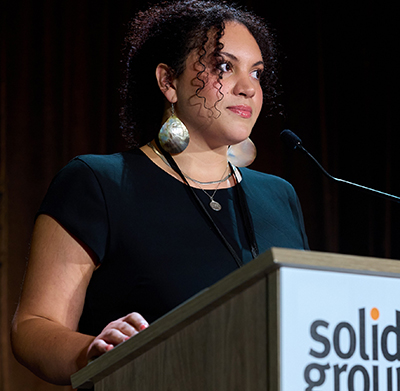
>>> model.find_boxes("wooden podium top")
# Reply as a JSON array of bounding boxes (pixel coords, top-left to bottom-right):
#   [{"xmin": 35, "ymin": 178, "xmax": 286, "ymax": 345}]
[{"xmin": 71, "ymin": 247, "xmax": 400, "ymax": 389}]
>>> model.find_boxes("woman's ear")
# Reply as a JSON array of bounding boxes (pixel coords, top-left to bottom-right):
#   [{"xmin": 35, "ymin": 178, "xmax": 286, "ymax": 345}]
[{"xmin": 155, "ymin": 64, "xmax": 177, "ymax": 103}]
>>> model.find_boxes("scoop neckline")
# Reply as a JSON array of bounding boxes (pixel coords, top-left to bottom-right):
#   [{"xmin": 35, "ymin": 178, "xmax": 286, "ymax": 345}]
[{"xmin": 132, "ymin": 147, "xmax": 242, "ymax": 191}]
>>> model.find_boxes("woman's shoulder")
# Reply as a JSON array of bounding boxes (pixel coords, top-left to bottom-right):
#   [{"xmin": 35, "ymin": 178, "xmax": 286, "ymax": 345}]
[
  {"xmin": 70, "ymin": 150, "xmax": 141, "ymax": 171},
  {"xmin": 240, "ymin": 167, "xmax": 294, "ymax": 190},
  {"xmin": 239, "ymin": 166, "xmax": 299, "ymax": 204},
  {"xmin": 58, "ymin": 150, "xmax": 145, "ymax": 179},
  {"xmin": 44, "ymin": 150, "xmax": 148, "ymax": 195}
]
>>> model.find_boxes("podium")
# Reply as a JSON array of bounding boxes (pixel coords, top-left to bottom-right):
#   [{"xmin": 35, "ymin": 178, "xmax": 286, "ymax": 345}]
[{"xmin": 71, "ymin": 248, "xmax": 400, "ymax": 390}]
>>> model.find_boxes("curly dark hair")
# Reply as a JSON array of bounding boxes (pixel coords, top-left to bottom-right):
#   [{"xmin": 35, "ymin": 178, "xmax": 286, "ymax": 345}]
[{"xmin": 120, "ymin": 0, "xmax": 280, "ymax": 148}]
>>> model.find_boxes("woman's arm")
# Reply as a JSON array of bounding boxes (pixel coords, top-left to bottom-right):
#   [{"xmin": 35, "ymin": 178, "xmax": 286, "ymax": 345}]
[{"xmin": 11, "ymin": 214, "xmax": 148, "ymax": 385}]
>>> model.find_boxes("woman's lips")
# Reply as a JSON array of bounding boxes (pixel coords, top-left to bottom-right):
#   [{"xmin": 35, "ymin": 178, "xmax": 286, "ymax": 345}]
[{"xmin": 227, "ymin": 105, "xmax": 253, "ymax": 119}]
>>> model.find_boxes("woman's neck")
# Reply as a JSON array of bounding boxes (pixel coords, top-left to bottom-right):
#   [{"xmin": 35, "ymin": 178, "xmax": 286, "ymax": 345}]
[{"xmin": 141, "ymin": 140, "xmax": 237, "ymax": 189}]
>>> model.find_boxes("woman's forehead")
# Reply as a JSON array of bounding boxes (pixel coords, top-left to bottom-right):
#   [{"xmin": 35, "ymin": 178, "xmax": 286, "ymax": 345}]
[
  {"xmin": 189, "ymin": 22, "xmax": 262, "ymax": 64},
  {"xmin": 219, "ymin": 22, "xmax": 262, "ymax": 60}
]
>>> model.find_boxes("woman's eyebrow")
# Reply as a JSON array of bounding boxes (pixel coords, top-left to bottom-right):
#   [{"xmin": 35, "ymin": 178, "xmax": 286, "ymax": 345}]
[{"xmin": 220, "ymin": 51, "xmax": 264, "ymax": 67}]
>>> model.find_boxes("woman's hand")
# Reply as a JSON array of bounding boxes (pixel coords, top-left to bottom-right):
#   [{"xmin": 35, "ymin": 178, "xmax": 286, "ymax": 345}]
[{"xmin": 87, "ymin": 312, "xmax": 149, "ymax": 360}]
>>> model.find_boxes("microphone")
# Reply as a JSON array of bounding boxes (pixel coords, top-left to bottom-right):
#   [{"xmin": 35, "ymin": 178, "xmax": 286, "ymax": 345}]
[{"xmin": 280, "ymin": 129, "xmax": 400, "ymax": 204}]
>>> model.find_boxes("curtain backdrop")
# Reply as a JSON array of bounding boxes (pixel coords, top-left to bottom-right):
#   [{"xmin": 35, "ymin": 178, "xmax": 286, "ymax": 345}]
[{"xmin": 1, "ymin": 0, "xmax": 398, "ymax": 389}]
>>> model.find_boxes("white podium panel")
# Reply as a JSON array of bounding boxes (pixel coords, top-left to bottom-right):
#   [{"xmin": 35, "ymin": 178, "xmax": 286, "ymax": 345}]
[{"xmin": 280, "ymin": 267, "xmax": 400, "ymax": 390}]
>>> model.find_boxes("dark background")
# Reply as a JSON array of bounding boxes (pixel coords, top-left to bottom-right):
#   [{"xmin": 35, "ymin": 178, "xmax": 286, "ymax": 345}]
[{"xmin": 1, "ymin": 0, "xmax": 399, "ymax": 389}]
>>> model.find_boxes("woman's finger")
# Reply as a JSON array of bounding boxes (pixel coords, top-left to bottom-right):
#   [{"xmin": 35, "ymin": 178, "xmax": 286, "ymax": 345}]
[
  {"xmin": 123, "ymin": 312, "xmax": 149, "ymax": 331},
  {"xmin": 101, "ymin": 328, "xmax": 130, "ymax": 345},
  {"xmin": 87, "ymin": 339, "xmax": 114, "ymax": 360},
  {"xmin": 114, "ymin": 319, "xmax": 139, "ymax": 337}
]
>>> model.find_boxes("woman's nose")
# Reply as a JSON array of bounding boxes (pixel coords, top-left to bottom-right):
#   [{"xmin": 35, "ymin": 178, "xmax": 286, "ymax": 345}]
[{"xmin": 232, "ymin": 74, "xmax": 256, "ymax": 98}]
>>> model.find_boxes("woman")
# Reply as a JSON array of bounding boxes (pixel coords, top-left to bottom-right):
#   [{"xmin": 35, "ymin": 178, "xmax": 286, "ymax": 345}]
[{"xmin": 11, "ymin": 0, "xmax": 308, "ymax": 386}]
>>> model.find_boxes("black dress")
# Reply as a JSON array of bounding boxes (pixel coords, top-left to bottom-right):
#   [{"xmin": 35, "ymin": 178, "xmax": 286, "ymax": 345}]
[{"xmin": 38, "ymin": 149, "xmax": 308, "ymax": 335}]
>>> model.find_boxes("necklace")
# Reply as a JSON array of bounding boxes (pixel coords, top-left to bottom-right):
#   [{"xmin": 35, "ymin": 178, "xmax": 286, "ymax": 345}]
[
  {"xmin": 184, "ymin": 170, "xmax": 232, "ymax": 185},
  {"xmin": 196, "ymin": 164, "xmax": 230, "ymax": 211},
  {"xmin": 148, "ymin": 142, "xmax": 232, "ymax": 185},
  {"xmin": 148, "ymin": 142, "xmax": 229, "ymax": 211}
]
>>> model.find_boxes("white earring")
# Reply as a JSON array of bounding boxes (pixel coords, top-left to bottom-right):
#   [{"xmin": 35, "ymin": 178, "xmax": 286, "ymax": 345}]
[
  {"xmin": 158, "ymin": 103, "xmax": 189, "ymax": 154},
  {"xmin": 227, "ymin": 138, "xmax": 257, "ymax": 167}
]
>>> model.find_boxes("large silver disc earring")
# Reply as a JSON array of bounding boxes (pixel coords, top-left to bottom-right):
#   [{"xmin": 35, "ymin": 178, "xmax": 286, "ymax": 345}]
[
  {"xmin": 227, "ymin": 138, "xmax": 257, "ymax": 167},
  {"xmin": 158, "ymin": 103, "xmax": 190, "ymax": 154}
]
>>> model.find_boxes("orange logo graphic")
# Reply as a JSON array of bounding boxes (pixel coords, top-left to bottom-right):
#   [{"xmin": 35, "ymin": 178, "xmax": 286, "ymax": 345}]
[{"xmin": 370, "ymin": 307, "xmax": 379, "ymax": 320}]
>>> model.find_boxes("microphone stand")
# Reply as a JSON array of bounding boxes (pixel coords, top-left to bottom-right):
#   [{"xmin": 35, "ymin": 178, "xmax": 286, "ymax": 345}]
[{"xmin": 280, "ymin": 129, "xmax": 400, "ymax": 204}]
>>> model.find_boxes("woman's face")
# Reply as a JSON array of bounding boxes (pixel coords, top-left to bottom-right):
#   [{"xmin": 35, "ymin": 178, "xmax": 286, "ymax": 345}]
[{"xmin": 173, "ymin": 22, "xmax": 264, "ymax": 150}]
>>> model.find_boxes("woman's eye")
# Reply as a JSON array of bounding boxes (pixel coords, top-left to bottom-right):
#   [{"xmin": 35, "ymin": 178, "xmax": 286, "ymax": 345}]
[
  {"xmin": 251, "ymin": 69, "xmax": 263, "ymax": 80},
  {"xmin": 219, "ymin": 62, "xmax": 231, "ymax": 73}
]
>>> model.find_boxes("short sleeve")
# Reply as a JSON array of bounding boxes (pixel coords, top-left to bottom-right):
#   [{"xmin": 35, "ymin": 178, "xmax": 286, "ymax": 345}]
[{"xmin": 37, "ymin": 157, "xmax": 109, "ymax": 261}]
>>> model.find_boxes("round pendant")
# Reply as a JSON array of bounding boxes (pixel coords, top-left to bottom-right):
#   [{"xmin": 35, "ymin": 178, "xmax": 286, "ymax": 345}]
[{"xmin": 209, "ymin": 200, "xmax": 222, "ymax": 211}]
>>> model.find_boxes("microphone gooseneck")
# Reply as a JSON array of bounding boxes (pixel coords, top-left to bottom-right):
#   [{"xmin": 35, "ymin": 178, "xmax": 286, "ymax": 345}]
[{"xmin": 280, "ymin": 129, "xmax": 400, "ymax": 204}]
